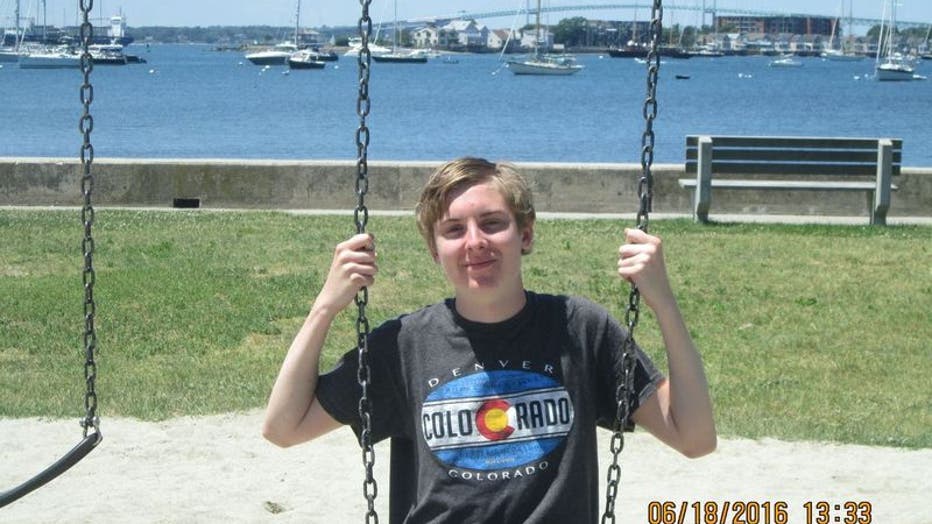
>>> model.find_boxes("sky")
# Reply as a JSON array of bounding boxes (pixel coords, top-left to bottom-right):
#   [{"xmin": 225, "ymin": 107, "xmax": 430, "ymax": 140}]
[{"xmin": 9, "ymin": 1, "xmax": 932, "ymax": 33}]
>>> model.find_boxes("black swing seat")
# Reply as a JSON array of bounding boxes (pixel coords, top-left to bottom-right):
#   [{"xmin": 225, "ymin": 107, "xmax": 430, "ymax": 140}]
[{"xmin": 0, "ymin": 430, "xmax": 102, "ymax": 508}]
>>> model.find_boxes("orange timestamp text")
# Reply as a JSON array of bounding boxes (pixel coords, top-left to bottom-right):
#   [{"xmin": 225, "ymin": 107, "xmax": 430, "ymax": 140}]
[{"xmin": 646, "ymin": 500, "xmax": 873, "ymax": 524}]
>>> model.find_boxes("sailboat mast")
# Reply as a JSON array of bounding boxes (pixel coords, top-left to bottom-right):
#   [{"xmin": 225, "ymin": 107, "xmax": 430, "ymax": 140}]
[
  {"xmin": 294, "ymin": 0, "xmax": 300, "ymax": 47},
  {"xmin": 875, "ymin": 0, "xmax": 887, "ymax": 64},
  {"xmin": 535, "ymin": 0, "xmax": 541, "ymax": 55},
  {"xmin": 13, "ymin": 0, "xmax": 20, "ymax": 52}
]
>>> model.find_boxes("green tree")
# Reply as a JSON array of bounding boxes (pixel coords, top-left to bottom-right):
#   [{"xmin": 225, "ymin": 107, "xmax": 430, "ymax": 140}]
[{"xmin": 553, "ymin": 16, "xmax": 588, "ymax": 47}]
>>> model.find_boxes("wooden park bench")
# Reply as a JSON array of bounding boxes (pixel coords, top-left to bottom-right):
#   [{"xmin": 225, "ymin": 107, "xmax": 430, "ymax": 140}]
[{"xmin": 680, "ymin": 135, "xmax": 902, "ymax": 225}]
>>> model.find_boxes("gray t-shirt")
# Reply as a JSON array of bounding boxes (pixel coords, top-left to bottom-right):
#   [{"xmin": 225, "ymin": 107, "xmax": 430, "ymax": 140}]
[{"xmin": 317, "ymin": 291, "xmax": 663, "ymax": 523}]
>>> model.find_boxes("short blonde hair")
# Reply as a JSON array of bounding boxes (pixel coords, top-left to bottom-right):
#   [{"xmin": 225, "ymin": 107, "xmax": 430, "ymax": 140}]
[{"xmin": 415, "ymin": 157, "xmax": 536, "ymax": 253}]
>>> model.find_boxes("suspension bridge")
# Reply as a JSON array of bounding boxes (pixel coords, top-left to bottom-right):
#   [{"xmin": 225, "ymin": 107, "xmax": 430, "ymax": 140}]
[{"xmin": 409, "ymin": 3, "xmax": 930, "ymax": 31}]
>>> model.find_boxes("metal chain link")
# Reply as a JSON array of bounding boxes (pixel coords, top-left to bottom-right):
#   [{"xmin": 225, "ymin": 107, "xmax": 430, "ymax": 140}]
[
  {"xmin": 78, "ymin": 0, "xmax": 100, "ymax": 439},
  {"xmin": 355, "ymin": 1, "xmax": 378, "ymax": 522},
  {"xmin": 601, "ymin": 1, "xmax": 662, "ymax": 522}
]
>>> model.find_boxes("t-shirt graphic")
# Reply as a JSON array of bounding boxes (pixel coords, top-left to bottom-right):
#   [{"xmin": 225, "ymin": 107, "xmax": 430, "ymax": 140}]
[{"xmin": 421, "ymin": 369, "xmax": 574, "ymax": 475}]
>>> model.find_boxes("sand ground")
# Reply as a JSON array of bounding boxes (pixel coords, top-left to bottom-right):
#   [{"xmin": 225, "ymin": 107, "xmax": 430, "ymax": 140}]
[{"xmin": 2, "ymin": 411, "xmax": 929, "ymax": 523}]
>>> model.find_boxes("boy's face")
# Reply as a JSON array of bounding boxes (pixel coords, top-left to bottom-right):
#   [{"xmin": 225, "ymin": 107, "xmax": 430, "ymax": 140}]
[{"xmin": 431, "ymin": 181, "xmax": 533, "ymax": 301}]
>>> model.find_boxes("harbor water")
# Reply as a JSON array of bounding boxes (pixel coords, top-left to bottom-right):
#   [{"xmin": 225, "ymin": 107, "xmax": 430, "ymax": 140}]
[{"xmin": 1, "ymin": 44, "xmax": 931, "ymax": 165}]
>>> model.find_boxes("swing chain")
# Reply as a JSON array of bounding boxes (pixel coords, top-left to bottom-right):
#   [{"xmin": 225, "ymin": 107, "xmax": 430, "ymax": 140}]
[
  {"xmin": 355, "ymin": 1, "xmax": 379, "ymax": 522},
  {"xmin": 601, "ymin": 1, "xmax": 662, "ymax": 522},
  {"xmin": 78, "ymin": 0, "xmax": 100, "ymax": 438}
]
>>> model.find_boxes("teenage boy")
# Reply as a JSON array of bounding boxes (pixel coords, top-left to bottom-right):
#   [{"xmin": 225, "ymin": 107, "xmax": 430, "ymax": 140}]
[{"xmin": 264, "ymin": 157, "xmax": 715, "ymax": 523}]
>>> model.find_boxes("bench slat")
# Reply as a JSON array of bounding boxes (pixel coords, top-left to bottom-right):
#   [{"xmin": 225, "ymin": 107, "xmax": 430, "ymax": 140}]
[
  {"xmin": 685, "ymin": 162, "xmax": 901, "ymax": 176},
  {"xmin": 677, "ymin": 179, "xmax": 897, "ymax": 191},
  {"xmin": 685, "ymin": 148, "xmax": 902, "ymax": 164},
  {"xmin": 686, "ymin": 135, "xmax": 902, "ymax": 151}
]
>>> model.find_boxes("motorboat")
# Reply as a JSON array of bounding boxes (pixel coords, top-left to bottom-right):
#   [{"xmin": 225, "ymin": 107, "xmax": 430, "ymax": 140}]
[
  {"xmin": 288, "ymin": 49, "xmax": 325, "ymax": 69},
  {"xmin": 344, "ymin": 37, "xmax": 391, "ymax": 57},
  {"xmin": 769, "ymin": 55, "xmax": 803, "ymax": 67},
  {"xmin": 305, "ymin": 48, "xmax": 338, "ymax": 61},
  {"xmin": 245, "ymin": 45, "xmax": 295, "ymax": 66},
  {"xmin": 246, "ymin": 0, "xmax": 303, "ymax": 66},
  {"xmin": 89, "ymin": 44, "xmax": 128, "ymax": 65}
]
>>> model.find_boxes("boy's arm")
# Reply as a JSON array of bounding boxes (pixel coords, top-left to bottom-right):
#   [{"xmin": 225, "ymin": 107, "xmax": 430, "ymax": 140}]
[
  {"xmin": 618, "ymin": 229, "xmax": 717, "ymax": 458},
  {"xmin": 262, "ymin": 233, "xmax": 377, "ymax": 448}
]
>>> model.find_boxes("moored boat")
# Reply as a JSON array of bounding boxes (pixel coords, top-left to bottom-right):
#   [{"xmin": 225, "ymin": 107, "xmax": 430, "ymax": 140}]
[
  {"xmin": 306, "ymin": 48, "xmax": 338, "ymax": 61},
  {"xmin": 769, "ymin": 55, "xmax": 803, "ymax": 67},
  {"xmin": 0, "ymin": 47, "xmax": 22, "ymax": 62},
  {"xmin": 371, "ymin": 51, "xmax": 428, "ymax": 64},
  {"xmin": 506, "ymin": 0, "xmax": 582, "ymax": 75},
  {"xmin": 821, "ymin": 49, "xmax": 864, "ymax": 61},
  {"xmin": 245, "ymin": 0, "xmax": 303, "ymax": 66},
  {"xmin": 288, "ymin": 49, "xmax": 325, "ymax": 69},
  {"xmin": 874, "ymin": 0, "xmax": 917, "ymax": 81},
  {"xmin": 245, "ymin": 45, "xmax": 294, "ymax": 66},
  {"xmin": 875, "ymin": 59, "xmax": 916, "ymax": 81},
  {"xmin": 19, "ymin": 49, "xmax": 81, "ymax": 69},
  {"xmin": 507, "ymin": 55, "xmax": 583, "ymax": 75},
  {"xmin": 371, "ymin": 0, "xmax": 428, "ymax": 64},
  {"xmin": 89, "ymin": 44, "xmax": 128, "ymax": 65},
  {"xmin": 608, "ymin": 45, "xmax": 690, "ymax": 59}
]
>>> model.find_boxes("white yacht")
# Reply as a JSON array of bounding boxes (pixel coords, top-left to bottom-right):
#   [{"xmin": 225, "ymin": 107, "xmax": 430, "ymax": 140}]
[
  {"xmin": 19, "ymin": 47, "xmax": 81, "ymax": 69},
  {"xmin": 769, "ymin": 55, "xmax": 803, "ymax": 68},
  {"xmin": 245, "ymin": 43, "xmax": 296, "ymax": 66},
  {"xmin": 344, "ymin": 38, "xmax": 392, "ymax": 57}
]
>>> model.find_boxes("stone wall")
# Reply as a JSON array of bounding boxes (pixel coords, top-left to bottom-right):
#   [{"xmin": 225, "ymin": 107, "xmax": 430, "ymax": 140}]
[{"xmin": 1, "ymin": 158, "xmax": 929, "ymax": 218}]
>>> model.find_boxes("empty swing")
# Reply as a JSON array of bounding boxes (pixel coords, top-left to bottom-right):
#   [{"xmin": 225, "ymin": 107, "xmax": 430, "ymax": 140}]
[
  {"xmin": 345, "ymin": 1, "xmax": 666, "ymax": 523},
  {"xmin": 0, "ymin": 1, "xmax": 103, "ymax": 509}
]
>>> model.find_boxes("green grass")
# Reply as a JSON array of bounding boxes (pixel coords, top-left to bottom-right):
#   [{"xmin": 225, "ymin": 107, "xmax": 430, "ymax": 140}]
[{"xmin": 1, "ymin": 209, "xmax": 929, "ymax": 448}]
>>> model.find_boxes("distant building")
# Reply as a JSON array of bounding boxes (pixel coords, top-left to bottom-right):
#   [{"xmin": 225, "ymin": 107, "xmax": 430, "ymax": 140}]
[
  {"xmin": 412, "ymin": 26, "xmax": 439, "ymax": 48},
  {"xmin": 715, "ymin": 15, "xmax": 835, "ymax": 37},
  {"xmin": 488, "ymin": 29, "xmax": 520, "ymax": 52},
  {"xmin": 519, "ymin": 27, "xmax": 554, "ymax": 51},
  {"xmin": 441, "ymin": 19, "xmax": 489, "ymax": 50}
]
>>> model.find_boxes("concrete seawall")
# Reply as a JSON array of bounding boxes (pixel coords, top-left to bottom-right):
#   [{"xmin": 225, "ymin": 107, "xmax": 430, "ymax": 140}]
[{"xmin": 2, "ymin": 158, "xmax": 929, "ymax": 219}]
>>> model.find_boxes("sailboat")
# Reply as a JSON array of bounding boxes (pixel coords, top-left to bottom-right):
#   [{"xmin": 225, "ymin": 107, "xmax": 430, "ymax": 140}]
[
  {"xmin": 286, "ymin": 0, "xmax": 327, "ymax": 69},
  {"xmin": 821, "ymin": 0, "xmax": 864, "ymax": 61},
  {"xmin": 245, "ymin": 1, "xmax": 302, "ymax": 66},
  {"xmin": 874, "ymin": 0, "xmax": 916, "ymax": 81},
  {"xmin": 920, "ymin": 24, "xmax": 932, "ymax": 60},
  {"xmin": 370, "ymin": 0, "xmax": 427, "ymax": 63},
  {"xmin": 506, "ymin": 0, "xmax": 583, "ymax": 75},
  {"xmin": 0, "ymin": 0, "xmax": 24, "ymax": 62}
]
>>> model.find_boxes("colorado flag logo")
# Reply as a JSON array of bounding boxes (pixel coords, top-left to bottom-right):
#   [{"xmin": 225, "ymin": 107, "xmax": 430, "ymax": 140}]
[{"xmin": 421, "ymin": 370, "xmax": 574, "ymax": 471}]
